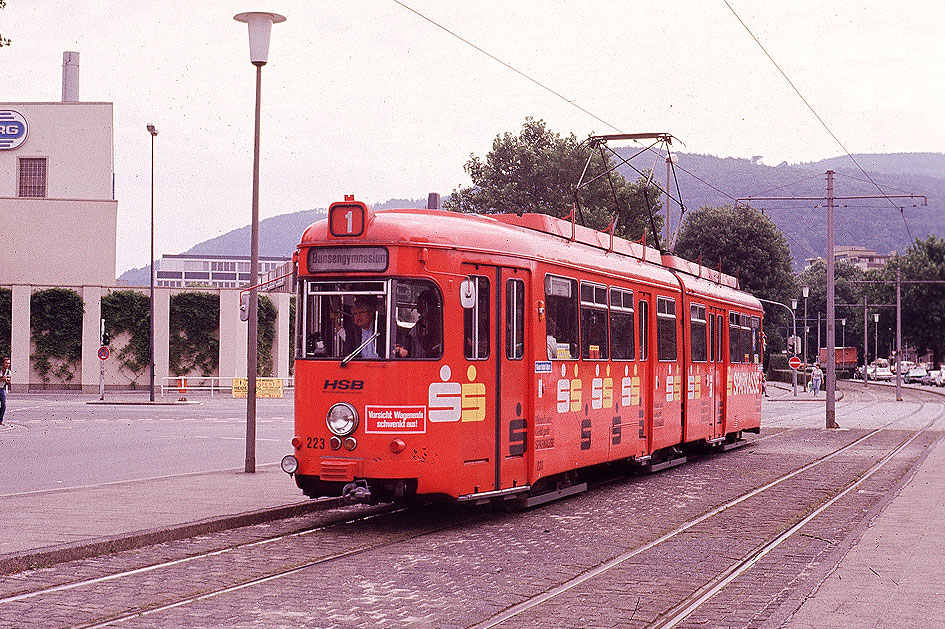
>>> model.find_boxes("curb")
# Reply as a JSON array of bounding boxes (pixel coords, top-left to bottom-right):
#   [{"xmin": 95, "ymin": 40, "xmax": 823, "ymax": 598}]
[
  {"xmin": 0, "ymin": 497, "xmax": 345, "ymax": 576},
  {"xmin": 86, "ymin": 400, "xmax": 202, "ymax": 406}
]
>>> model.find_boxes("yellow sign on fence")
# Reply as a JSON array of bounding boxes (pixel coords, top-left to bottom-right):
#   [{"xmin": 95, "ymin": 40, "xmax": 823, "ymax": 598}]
[{"xmin": 232, "ymin": 378, "xmax": 284, "ymax": 399}]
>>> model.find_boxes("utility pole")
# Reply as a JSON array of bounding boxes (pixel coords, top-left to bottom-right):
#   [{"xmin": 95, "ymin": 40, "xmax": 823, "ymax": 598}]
[
  {"xmin": 825, "ymin": 170, "xmax": 836, "ymax": 428},
  {"xmin": 736, "ymin": 176, "xmax": 924, "ymax": 429},
  {"xmin": 896, "ymin": 269, "xmax": 902, "ymax": 401}
]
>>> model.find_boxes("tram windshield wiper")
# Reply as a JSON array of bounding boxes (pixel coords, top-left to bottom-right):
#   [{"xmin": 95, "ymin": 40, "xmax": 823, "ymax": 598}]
[{"xmin": 340, "ymin": 331, "xmax": 381, "ymax": 367}]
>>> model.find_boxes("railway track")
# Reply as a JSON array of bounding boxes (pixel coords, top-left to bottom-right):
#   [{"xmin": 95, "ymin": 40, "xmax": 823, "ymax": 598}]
[
  {"xmin": 0, "ymin": 386, "xmax": 940, "ymax": 628},
  {"xmin": 475, "ymin": 386, "xmax": 944, "ymax": 627}
]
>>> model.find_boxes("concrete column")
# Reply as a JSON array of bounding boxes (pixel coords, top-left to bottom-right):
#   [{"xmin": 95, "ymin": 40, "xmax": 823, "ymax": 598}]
[
  {"xmin": 154, "ymin": 288, "xmax": 171, "ymax": 394},
  {"xmin": 219, "ymin": 288, "xmax": 246, "ymax": 380},
  {"xmin": 10, "ymin": 285, "xmax": 31, "ymax": 393},
  {"xmin": 274, "ymin": 291, "xmax": 292, "ymax": 380},
  {"xmin": 81, "ymin": 285, "xmax": 103, "ymax": 393}
]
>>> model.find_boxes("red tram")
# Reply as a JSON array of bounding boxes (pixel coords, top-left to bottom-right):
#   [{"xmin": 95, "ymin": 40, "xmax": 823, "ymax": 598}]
[{"xmin": 281, "ymin": 197, "xmax": 763, "ymax": 505}]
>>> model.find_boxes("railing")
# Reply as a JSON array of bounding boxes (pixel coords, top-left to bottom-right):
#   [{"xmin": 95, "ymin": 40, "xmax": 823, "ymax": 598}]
[{"xmin": 160, "ymin": 376, "xmax": 295, "ymax": 398}]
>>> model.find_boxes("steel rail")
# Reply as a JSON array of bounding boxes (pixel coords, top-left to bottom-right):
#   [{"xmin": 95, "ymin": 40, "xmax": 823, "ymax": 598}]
[{"xmin": 472, "ymin": 390, "xmax": 939, "ymax": 628}]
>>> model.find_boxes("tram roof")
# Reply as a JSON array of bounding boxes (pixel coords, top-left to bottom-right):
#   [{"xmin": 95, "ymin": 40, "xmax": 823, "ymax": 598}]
[{"xmin": 300, "ymin": 206, "xmax": 755, "ymax": 305}]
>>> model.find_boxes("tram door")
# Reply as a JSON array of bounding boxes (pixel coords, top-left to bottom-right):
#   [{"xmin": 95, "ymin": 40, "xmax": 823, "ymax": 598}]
[
  {"xmin": 637, "ymin": 293, "xmax": 654, "ymax": 456},
  {"xmin": 462, "ymin": 265, "xmax": 529, "ymax": 493},
  {"xmin": 708, "ymin": 308, "xmax": 725, "ymax": 440}
]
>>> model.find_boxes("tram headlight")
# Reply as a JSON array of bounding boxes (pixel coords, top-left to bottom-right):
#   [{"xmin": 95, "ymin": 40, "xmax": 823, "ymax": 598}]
[
  {"xmin": 281, "ymin": 455, "xmax": 299, "ymax": 475},
  {"xmin": 326, "ymin": 402, "xmax": 359, "ymax": 437}
]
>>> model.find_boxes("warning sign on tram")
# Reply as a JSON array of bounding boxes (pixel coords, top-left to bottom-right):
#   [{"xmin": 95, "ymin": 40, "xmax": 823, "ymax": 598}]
[
  {"xmin": 788, "ymin": 356, "xmax": 802, "ymax": 370},
  {"xmin": 98, "ymin": 346, "xmax": 110, "ymax": 361}
]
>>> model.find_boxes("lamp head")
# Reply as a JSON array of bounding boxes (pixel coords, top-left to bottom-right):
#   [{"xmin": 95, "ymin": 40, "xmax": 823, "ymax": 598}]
[
  {"xmin": 234, "ymin": 12, "xmax": 286, "ymax": 66},
  {"xmin": 147, "ymin": 124, "xmax": 158, "ymax": 137},
  {"xmin": 802, "ymin": 285, "xmax": 810, "ymax": 298}
]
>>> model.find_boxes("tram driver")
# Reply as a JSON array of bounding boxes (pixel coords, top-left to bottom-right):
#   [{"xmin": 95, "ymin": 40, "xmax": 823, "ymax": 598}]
[{"xmin": 339, "ymin": 296, "xmax": 380, "ymax": 359}]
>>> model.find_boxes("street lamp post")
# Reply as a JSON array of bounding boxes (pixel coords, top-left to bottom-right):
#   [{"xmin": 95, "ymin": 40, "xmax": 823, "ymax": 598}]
[
  {"xmin": 874, "ymin": 313, "xmax": 880, "ymax": 364},
  {"xmin": 234, "ymin": 10, "xmax": 285, "ymax": 473},
  {"xmin": 802, "ymin": 285, "xmax": 809, "ymax": 367},
  {"xmin": 147, "ymin": 124, "xmax": 158, "ymax": 403}
]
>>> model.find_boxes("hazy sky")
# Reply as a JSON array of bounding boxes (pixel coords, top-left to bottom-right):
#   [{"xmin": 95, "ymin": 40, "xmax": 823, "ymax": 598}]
[{"xmin": 2, "ymin": 1, "xmax": 942, "ymax": 274}]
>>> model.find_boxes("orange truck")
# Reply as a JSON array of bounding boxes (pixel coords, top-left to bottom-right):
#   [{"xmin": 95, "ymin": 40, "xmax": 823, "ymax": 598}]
[{"xmin": 819, "ymin": 346, "xmax": 858, "ymax": 373}]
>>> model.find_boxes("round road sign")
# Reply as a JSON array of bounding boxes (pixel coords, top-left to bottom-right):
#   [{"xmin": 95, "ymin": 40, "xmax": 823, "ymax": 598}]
[
  {"xmin": 98, "ymin": 346, "xmax": 110, "ymax": 361},
  {"xmin": 788, "ymin": 356, "xmax": 802, "ymax": 370}
]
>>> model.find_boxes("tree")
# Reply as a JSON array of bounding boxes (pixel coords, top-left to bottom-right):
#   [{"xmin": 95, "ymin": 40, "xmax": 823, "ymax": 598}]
[
  {"xmin": 444, "ymin": 117, "xmax": 663, "ymax": 243},
  {"xmin": 674, "ymin": 205, "xmax": 798, "ymax": 359},
  {"xmin": 864, "ymin": 236, "xmax": 945, "ymax": 366},
  {"xmin": 674, "ymin": 205, "xmax": 797, "ymax": 302},
  {"xmin": 797, "ymin": 260, "xmax": 866, "ymax": 361}
]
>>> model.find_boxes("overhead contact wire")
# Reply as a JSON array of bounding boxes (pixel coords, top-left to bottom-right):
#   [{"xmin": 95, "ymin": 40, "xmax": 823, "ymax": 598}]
[{"xmin": 721, "ymin": 0, "xmax": 915, "ymax": 238}]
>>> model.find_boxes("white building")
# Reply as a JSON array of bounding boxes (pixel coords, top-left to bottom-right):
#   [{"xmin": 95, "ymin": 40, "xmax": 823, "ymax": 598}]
[
  {"xmin": 805, "ymin": 246, "xmax": 894, "ymax": 272},
  {"xmin": 0, "ymin": 59, "xmax": 117, "ymax": 286},
  {"xmin": 0, "ymin": 53, "xmax": 292, "ymax": 392},
  {"xmin": 156, "ymin": 254, "xmax": 290, "ymax": 289}
]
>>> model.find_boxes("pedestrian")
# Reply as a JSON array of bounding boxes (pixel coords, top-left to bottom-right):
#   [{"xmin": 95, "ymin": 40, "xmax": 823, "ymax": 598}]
[
  {"xmin": 0, "ymin": 357, "xmax": 10, "ymax": 424},
  {"xmin": 811, "ymin": 363, "xmax": 823, "ymax": 396}
]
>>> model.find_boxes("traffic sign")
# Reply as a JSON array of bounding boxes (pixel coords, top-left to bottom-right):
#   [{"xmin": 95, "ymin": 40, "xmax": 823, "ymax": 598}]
[
  {"xmin": 788, "ymin": 356, "xmax": 802, "ymax": 370},
  {"xmin": 98, "ymin": 346, "xmax": 110, "ymax": 361}
]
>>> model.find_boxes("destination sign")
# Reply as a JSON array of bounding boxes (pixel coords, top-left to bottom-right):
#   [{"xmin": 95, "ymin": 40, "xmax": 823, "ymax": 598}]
[{"xmin": 307, "ymin": 246, "xmax": 389, "ymax": 273}]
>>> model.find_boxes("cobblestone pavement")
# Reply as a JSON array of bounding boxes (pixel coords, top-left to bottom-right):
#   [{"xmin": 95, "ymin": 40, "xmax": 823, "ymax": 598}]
[{"xmin": 0, "ymin": 385, "xmax": 942, "ymax": 628}]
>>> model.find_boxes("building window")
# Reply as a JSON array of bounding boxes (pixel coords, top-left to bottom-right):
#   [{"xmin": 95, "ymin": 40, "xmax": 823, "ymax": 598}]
[{"xmin": 18, "ymin": 158, "xmax": 47, "ymax": 197}]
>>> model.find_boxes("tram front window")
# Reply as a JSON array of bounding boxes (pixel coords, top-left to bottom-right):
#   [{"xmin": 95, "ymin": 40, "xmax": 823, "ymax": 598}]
[{"xmin": 300, "ymin": 279, "xmax": 442, "ymax": 361}]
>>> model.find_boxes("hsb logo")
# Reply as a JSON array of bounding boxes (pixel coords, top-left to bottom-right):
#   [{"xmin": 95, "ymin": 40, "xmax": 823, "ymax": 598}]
[{"xmin": 323, "ymin": 379, "xmax": 364, "ymax": 391}]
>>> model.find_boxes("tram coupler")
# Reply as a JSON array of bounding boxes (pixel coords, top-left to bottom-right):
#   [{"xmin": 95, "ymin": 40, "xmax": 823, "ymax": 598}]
[{"xmin": 341, "ymin": 480, "xmax": 372, "ymax": 504}]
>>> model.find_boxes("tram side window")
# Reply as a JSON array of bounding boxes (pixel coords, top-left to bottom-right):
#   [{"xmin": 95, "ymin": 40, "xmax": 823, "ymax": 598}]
[
  {"xmin": 610, "ymin": 288, "xmax": 635, "ymax": 360},
  {"xmin": 656, "ymin": 296, "xmax": 677, "ymax": 362},
  {"xmin": 580, "ymin": 282, "xmax": 609, "ymax": 360},
  {"xmin": 464, "ymin": 276, "xmax": 491, "ymax": 360},
  {"xmin": 393, "ymin": 280, "xmax": 443, "ymax": 359},
  {"xmin": 302, "ymin": 281, "xmax": 388, "ymax": 360},
  {"xmin": 740, "ymin": 314, "xmax": 753, "ymax": 363},
  {"xmin": 545, "ymin": 275, "xmax": 578, "ymax": 360},
  {"xmin": 729, "ymin": 312, "xmax": 741, "ymax": 363},
  {"xmin": 639, "ymin": 300, "xmax": 649, "ymax": 361},
  {"xmin": 690, "ymin": 303, "xmax": 708, "ymax": 363},
  {"xmin": 750, "ymin": 315, "xmax": 761, "ymax": 363},
  {"xmin": 506, "ymin": 279, "xmax": 525, "ymax": 360}
]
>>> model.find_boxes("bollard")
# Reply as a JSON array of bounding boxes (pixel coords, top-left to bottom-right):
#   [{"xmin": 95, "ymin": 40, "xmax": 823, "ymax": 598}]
[{"xmin": 177, "ymin": 376, "xmax": 187, "ymax": 402}]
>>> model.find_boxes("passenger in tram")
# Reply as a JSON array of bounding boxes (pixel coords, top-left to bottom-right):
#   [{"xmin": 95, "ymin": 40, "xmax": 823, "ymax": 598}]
[{"xmin": 395, "ymin": 290, "xmax": 442, "ymax": 358}]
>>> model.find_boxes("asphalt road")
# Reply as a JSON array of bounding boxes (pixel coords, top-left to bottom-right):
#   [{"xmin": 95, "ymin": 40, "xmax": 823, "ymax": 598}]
[{"xmin": 0, "ymin": 392, "xmax": 295, "ymax": 495}]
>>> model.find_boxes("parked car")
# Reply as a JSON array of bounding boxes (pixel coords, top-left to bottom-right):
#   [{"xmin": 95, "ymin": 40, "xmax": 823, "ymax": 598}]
[
  {"xmin": 904, "ymin": 366, "xmax": 928, "ymax": 384},
  {"xmin": 921, "ymin": 369, "xmax": 940, "ymax": 386},
  {"xmin": 873, "ymin": 366, "xmax": 894, "ymax": 381},
  {"xmin": 894, "ymin": 360, "xmax": 915, "ymax": 375},
  {"xmin": 936, "ymin": 371, "xmax": 945, "ymax": 387}
]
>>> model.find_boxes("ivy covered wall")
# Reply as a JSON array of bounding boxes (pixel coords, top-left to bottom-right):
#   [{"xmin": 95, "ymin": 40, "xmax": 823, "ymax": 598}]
[
  {"xmin": 169, "ymin": 292, "xmax": 220, "ymax": 377},
  {"xmin": 30, "ymin": 287, "xmax": 84, "ymax": 385}
]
